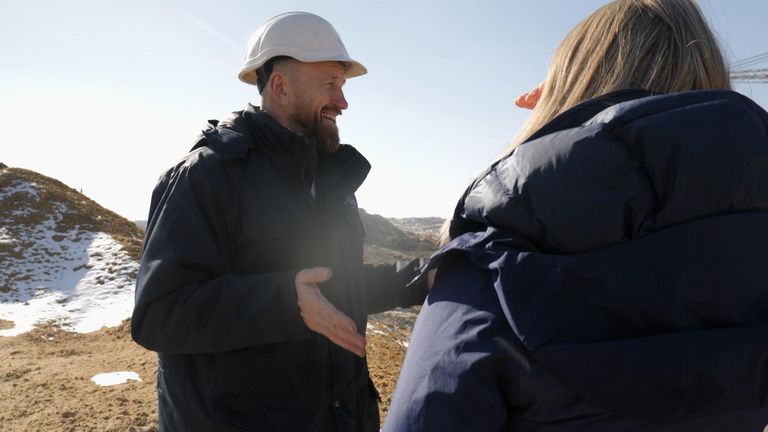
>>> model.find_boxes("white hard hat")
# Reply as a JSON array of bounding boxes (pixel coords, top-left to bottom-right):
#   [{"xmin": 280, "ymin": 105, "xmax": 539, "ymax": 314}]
[{"xmin": 238, "ymin": 11, "xmax": 367, "ymax": 86}]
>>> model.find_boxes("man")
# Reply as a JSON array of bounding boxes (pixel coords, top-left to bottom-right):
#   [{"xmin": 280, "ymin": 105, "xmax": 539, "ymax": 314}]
[{"xmin": 131, "ymin": 12, "xmax": 426, "ymax": 431}]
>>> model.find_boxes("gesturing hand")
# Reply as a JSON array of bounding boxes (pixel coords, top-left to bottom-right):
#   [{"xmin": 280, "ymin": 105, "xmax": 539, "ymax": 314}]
[
  {"xmin": 515, "ymin": 83, "xmax": 544, "ymax": 109},
  {"xmin": 295, "ymin": 267, "xmax": 366, "ymax": 357}
]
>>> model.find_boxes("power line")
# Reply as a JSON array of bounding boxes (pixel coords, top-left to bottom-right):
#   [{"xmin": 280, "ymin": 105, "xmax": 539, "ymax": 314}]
[
  {"xmin": 730, "ymin": 51, "xmax": 768, "ymax": 70},
  {"xmin": 729, "ymin": 52, "xmax": 768, "ymax": 83}
]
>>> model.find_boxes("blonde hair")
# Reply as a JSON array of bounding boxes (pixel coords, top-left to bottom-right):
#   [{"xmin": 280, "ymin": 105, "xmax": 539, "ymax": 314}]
[
  {"xmin": 441, "ymin": 0, "xmax": 732, "ymax": 246},
  {"xmin": 509, "ymin": 0, "xmax": 731, "ymax": 153}
]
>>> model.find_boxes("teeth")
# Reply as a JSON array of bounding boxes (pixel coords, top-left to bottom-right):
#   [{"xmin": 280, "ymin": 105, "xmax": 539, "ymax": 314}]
[{"xmin": 322, "ymin": 111, "xmax": 336, "ymax": 124}]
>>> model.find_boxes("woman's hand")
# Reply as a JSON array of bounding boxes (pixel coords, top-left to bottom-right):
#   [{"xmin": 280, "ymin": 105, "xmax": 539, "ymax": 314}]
[{"xmin": 515, "ymin": 83, "xmax": 544, "ymax": 109}]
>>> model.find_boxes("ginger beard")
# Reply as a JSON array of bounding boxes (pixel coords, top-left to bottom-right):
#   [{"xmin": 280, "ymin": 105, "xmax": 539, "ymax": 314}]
[{"xmin": 291, "ymin": 98, "xmax": 341, "ymax": 154}]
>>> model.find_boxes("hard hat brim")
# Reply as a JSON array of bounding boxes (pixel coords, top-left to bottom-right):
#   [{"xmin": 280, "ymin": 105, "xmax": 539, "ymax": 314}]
[{"xmin": 238, "ymin": 57, "xmax": 367, "ymax": 86}]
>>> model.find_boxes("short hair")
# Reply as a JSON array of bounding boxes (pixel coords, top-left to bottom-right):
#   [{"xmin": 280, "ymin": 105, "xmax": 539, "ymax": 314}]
[
  {"xmin": 255, "ymin": 56, "xmax": 291, "ymax": 93},
  {"xmin": 510, "ymin": 0, "xmax": 731, "ymax": 152}
]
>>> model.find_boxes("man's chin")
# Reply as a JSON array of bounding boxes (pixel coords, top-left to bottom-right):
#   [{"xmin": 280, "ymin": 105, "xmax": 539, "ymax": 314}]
[{"xmin": 318, "ymin": 125, "xmax": 340, "ymax": 153}]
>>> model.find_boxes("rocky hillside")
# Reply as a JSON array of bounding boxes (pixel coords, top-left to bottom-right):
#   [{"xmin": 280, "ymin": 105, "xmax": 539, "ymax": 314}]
[
  {"xmin": 388, "ymin": 216, "xmax": 445, "ymax": 241},
  {"xmin": 359, "ymin": 209, "xmax": 439, "ymax": 265},
  {"xmin": 0, "ymin": 167, "xmax": 144, "ymax": 335}
]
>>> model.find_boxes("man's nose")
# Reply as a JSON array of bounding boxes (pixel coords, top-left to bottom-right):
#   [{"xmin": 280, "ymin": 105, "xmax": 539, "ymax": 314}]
[{"xmin": 333, "ymin": 89, "xmax": 348, "ymax": 110}]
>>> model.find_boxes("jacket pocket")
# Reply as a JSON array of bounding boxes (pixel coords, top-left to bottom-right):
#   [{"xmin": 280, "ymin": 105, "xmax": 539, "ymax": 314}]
[
  {"xmin": 157, "ymin": 355, "xmax": 195, "ymax": 431},
  {"xmin": 211, "ymin": 340, "xmax": 316, "ymax": 397},
  {"xmin": 212, "ymin": 395, "xmax": 310, "ymax": 432}
]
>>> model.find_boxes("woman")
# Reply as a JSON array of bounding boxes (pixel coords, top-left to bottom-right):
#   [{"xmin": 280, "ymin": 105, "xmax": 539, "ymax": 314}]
[{"xmin": 383, "ymin": 0, "xmax": 768, "ymax": 431}]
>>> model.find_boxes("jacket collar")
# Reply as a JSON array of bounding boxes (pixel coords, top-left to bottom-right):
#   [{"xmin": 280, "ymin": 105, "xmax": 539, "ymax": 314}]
[
  {"xmin": 521, "ymin": 89, "xmax": 655, "ymax": 144},
  {"xmin": 317, "ymin": 144, "xmax": 371, "ymax": 203},
  {"xmin": 450, "ymin": 89, "xmax": 768, "ymax": 252},
  {"xmin": 192, "ymin": 104, "xmax": 370, "ymax": 198},
  {"xmin": 448, "ymin": 89, "xmax": 655, "ymax": 243}
]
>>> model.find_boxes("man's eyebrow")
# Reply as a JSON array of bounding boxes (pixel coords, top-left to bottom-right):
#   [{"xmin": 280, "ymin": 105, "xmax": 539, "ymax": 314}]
[{"xmin": 313, "ymin": 71, "xmax": 345, "ymax": 83}]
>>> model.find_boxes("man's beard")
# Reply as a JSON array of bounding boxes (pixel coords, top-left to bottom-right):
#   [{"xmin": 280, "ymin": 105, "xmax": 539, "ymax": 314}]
[{"xmin": 291, "ymin": 104, "xmax": 340, "ymax": 154}]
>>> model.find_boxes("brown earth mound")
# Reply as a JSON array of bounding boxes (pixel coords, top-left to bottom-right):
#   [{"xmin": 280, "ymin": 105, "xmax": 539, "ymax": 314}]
[{"xmin": 0, "ymin": 167, "xmax": 144, "ymax": 262}]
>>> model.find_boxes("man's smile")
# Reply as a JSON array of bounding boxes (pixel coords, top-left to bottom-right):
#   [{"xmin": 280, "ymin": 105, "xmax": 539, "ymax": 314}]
[{"xmin": 321, "ymin": 108, "xmax": 341, "ymax": 124}]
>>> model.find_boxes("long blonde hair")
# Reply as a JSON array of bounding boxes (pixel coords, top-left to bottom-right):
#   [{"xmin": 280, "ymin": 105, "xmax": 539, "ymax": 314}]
[
  {"xmin": 441, "ymin": 0, "xmax": 732, "ymax": 246},
  {"xmin": 509, "ymin": 0, "xmax": 731, "ymax": 153}
]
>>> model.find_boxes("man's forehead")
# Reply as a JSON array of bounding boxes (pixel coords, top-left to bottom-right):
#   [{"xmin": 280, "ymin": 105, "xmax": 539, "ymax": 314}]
[{"xmin": 300, "ymin": 61, "xmax": 347, "ymax": 79}]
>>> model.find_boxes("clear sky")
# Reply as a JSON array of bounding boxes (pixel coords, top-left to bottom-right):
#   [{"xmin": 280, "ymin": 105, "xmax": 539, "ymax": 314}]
[{"xmin": 2, "ymin": 0, "xmax": 767, "ymax": 221}]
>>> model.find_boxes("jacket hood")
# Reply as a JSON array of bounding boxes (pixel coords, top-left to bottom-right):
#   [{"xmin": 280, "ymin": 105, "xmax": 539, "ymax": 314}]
[{"xmin": 451, "ymin": 89, "xmax": 768, "ymax": 253}]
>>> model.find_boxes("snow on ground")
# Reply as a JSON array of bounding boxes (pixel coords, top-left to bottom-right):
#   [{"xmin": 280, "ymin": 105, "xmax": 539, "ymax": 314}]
[
  {"xmin": 367, "ymin": 313, "xmax": 414, "ymax": 348},
  {"xmin": 0, "ymin": 228, "xmax": 138, "ymax": 336},
  {"xmin": 1, "ymin": 179, "xmax": 40, "ymax": 201},
  {"xmin": 0, "ymin": 182, "xmax": 138, "ymax": 337},
  {"xmin": 91, "ymin": 371, "xmax": 142, "ymax": 387}
]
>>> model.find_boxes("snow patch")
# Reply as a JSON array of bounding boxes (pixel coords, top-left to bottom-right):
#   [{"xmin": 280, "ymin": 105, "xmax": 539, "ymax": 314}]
[
  {"xmin": 0, "ymin": 227, "xmax": 13, "ymax": 244},
  {"xmin": 0, "ymin": 226, "xmax": 138, "ymax": 336},
  {"xmin": 0, "ymin": 179, "xmax": 40, "ymax": 201},
  {"xmin": 91, "ymin": 371, "xmax": 142, "ymax": 387}
]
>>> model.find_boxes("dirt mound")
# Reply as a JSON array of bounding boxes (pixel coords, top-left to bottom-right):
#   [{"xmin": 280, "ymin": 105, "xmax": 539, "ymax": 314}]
[
  {"xmin": 359, "ymin": 208, "xmax": 437, "ymax": 259},
  {"xmin": 0, "ymin": 167, "xmax": 142, "ymax": 334},
  {"xmin": 0, "ymin": 167, "xmax": 144, "ymax": 262}
]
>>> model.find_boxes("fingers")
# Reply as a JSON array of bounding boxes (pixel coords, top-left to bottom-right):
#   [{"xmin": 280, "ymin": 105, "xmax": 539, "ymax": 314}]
[
  {"xmin": 515, "ymin": 83, "xmax": 544, "ymax": 110},
  {"xmin": 326, "ymin": 312, "xmax": 366, "ymax": 357},
  {"xmin": 295, "ymin": 268, "xmax": 366, "ymax": 357},
  {"xmin": 295, "ymin": 267, "xmax": 333, "ymax": 285},
  {"xmin": 300, "ymin": 295, "xmax": 366, "ymax": 357},
  {"xmin": 514, "ymin": 93, "xmax": 530, "ymax": 108}
]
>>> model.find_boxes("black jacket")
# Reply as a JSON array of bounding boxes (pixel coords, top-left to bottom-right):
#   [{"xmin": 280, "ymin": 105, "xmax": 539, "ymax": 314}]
[
  {"xmin": 385, "ymin": 90, "xmax": 768, "ymax": 431},
  {"xmin": 132, "ymin": 104, "xmax": 424, "ymax": 431}
]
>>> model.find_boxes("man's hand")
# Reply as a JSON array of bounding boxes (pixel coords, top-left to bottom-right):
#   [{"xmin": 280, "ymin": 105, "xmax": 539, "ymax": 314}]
[{"xmin": 295, "ymin": 267, "xmax": 366, "ymax": 357}]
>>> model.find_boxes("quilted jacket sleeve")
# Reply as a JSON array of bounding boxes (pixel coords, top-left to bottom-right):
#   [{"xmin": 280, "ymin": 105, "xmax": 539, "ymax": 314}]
[
  {"xmin": 131, "ymin": 153, "xmax": 311, "ymax": 354},
  {"xmin": 364, "ymin": 258, "xmax": 428, "ymax": 315}
]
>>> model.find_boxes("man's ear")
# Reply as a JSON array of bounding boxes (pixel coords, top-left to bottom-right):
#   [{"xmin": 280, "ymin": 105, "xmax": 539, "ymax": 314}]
[{"xmin": 268, "ymin": 72, "xmax": 291, "ymax": 107}]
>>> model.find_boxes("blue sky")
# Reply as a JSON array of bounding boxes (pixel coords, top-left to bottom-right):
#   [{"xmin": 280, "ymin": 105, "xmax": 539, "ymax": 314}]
[{"xmin": 2, "ymin": 0, "xmax": 767, "ymax": 221}]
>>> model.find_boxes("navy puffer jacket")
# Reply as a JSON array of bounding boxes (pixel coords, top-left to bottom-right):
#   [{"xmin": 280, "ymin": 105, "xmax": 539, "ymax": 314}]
[
  {"xmin": 384, "ymin": 90, "xmax": 768, "ymax": 431},
  {"xmin": 132, "ymin": 105, "xmax": 425, "ymax": 432}
]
